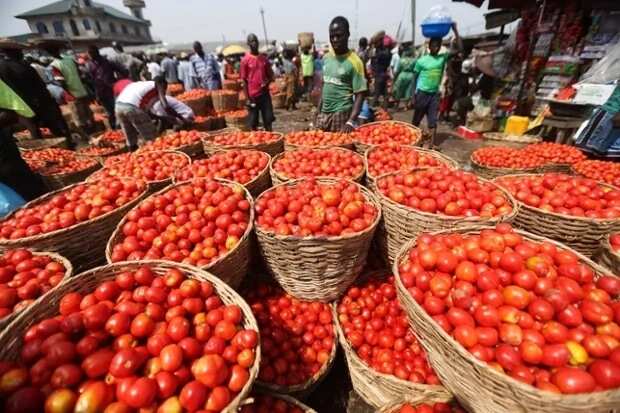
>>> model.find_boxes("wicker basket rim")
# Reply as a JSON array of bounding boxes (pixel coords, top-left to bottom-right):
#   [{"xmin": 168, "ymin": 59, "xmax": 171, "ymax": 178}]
[
  {"xmin": 105, "ymin": 177, "xmax": 255, "ymax": 270},
  {"xmin": 269, "ymin": 147, "xmax": 365, "ymax": 183},
  {"xmin": 374, "ymin": 168, "xmax": 519, "ymax": 222},
  {"xmin": 0, "ymin": 178, "xmax": 148, "ymax": 246},
  {"xmin": 76, "ymin": 144, "xmax": 126, "ymax": 158},
  {"xmin": 494, "ymin": 173, "xmax": 620, "ymax": 224},
  {"xmin": 354, "ymin": 120, "xmax": 422, "ymax": 145},
  {"xmin": 91, "ymin": 150, "xmax": 191, "ymax": 185},
  {"xmin": 17, "ymin": 137, "xmax": 67, "ymax": 150},
  {"xmin": 470, "ymin": 156, "xmax": 542, "ymax": 173},
  {"xmin": 364, "ymin": 144, "xmax": 459, "ymax": 180},
  {"xmin": 254, "ymin": 177, "xmax": 382, "ymax": 242},
  {"xmin": 38, "ymin": 159, "xmax": 100, "ymax": 178},
  {"xmin": 604, "ymin": 235, "xmax": 620, "ymax": 259},
  {"xmin": 392, "ymin": 225, "xmax": 620, "ymax": 403}
]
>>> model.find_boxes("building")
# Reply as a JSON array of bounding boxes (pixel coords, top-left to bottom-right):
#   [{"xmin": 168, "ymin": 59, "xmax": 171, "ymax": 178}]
[{"xmin": 15, "ymin": 0, "xmax": 154, "ymax": 47}]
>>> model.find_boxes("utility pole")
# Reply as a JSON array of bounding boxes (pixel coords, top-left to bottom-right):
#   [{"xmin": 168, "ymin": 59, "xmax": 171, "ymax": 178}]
[
  {"xmin": 259, "ymin": 7, "xmax": 269, "ymax": 45},
  {"xmin": 354, "ymin": 0, "xmax": 359, "ymax": 43},
  {"xmin": 411, "ymin": 0, "xmax": 416, "ymax": 45}
]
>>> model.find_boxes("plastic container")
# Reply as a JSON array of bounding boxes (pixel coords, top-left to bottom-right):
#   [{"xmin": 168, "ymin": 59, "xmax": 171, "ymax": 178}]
[
  {"xmin": 504, "ymin": 116, "xmax": 530, "ymax": 136},
  {"xmin": 422, "ymin": 6, "xmax": 452, "ymax": 38},
  {"xmin": 421, "ymin": 23, "xmax": 452, "ymax": 38}
]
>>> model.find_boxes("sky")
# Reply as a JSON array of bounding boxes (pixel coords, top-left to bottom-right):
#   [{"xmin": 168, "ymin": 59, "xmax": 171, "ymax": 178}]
[{"xmin": 1, "ymin": 0, "xmax": 495, "ymax": 46}]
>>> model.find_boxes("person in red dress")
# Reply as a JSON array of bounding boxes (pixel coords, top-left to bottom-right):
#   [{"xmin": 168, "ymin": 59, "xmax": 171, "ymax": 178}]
[{"xmin": 240, "ymin": 34, "xmax": 275, "ymax": 131}]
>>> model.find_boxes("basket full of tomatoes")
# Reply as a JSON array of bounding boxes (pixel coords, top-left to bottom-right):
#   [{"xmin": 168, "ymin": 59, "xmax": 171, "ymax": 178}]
[
  {"xmin": 523, "ymin": 143, "xmax": 586, "ymax": 174},
  {"xmin": 177, "ymin": 89, "xmax": 212, "ymax": 116},
  {"xmin": 284, "ymin": 131, "xmax": 355, "ymax": 151},
  {"xmin": 0, "ymin": 177, "xmax": 147, "ymax": 271},
  {"xmin": 269, "ymin": 147, "xmax": 365, "ymax": 186},
  {"xmin": 76, "ymin": 143, "xmax": 127, "ymax": 164},
  {"xmin": 17, "ymin": 137, "xmax": 68, "ymax": 152},
  {"xmin": 496, "ymin": 173, "xmax": 620, "ymax": 256},
  {"xmin": 254, "ymin": 178, "xmax": 381, "ymax": 302},
  {"xmin": 138, "ymin": 130, "xmax": 208, "ymax": 159},
  {"xmin": 572, "ymin": 160, "xmax": 620, "ymax": 188},
  {"xmin": 334, "ymin": 272, "xmax": 451, "ymax": 408},
  {"xmin": 22, "ymin": 148, "xmax": 102, "ymax": 191},
  {"xmin": 0, "ymin": 260, "xmax": 261, "ymax": 413},
  {"xmin": 394, "ymin": 224, "xmax": 620, "ymax": 413},
  {"xmin": 353, "ymin": 121, "xmax": 422, "ymax": 155},
  {"xmin": 203, "ymin": 131, "xmax": 284, "ymax": 157},
  {"xmin": 378, "ymin": 399, "xmax": 465, "ymax": 413},
  {"xmin": 374, "ymin": 168, "xmax": 517, "ymax": 265},
  {"xmin": 599, "ymin": 233, "xmax": 620, "ymax": 273},
  {"xmin": 470, "ymin": 147, "xmax": 545, "ymax": 180},
  {"xmin": 241, "ymin": 390, "xmax": 316, "ymax": 412},
  {"xmin": 106, "ymin": 178, "xmax": 254, "ymax": 289}
]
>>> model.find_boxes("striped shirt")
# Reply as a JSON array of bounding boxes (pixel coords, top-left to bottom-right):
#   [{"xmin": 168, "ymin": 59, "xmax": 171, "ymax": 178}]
[{"xmin": 189, "ymin": 53, "xmax": 221, "ymax": 90}]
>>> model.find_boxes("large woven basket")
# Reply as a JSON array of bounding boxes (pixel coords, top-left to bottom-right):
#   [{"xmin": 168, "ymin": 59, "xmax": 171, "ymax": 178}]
[
  {"xmin": 212, "ymin": 92, "xmax": 239, "ymax": 112},
  {"xmin": 470, "ymin": 157, "xmax": 540, "ymax": 180},
  {"xmin": 203, "ymin": 131, "xmax": 284, "ymax": 157},
  {"xmin": 0, "ymin": 250, "xmax": 72, "ymax": 333},
  {"xmin": 225, "ymin": 113, "xmax": 250, "ymax": 131},
  {"xmin": 256, "ymin": 311, "xmax": 338, "ymax": 399},
  {"xmin": 332, "ymin": 288, "xmax": 451, "ymax": 409},
  {"xmin": 106, "ymin": 178, "xmax": 254, "ymax": 289},
  {"xmin": 0, "ymin": 179, "xmax": 147, "ymax": 271},
  {"xmin": 598, "ymin": 235, "xmax": 620, "ymax": 272},
  {"xmin": 374, "ymin": 170, "xmax": 518, "ymax": 265},
  {"xmin": 242, "ymin": 391, "xmax": 317, "ymax": 413},
  {"xmin": 495, "ymin": 174, "xmax": 620, "ymax": 257},
  {"xmin": 269, "ymin": 147, "xmax": 365, "ymax": 186},
  {"xmin": 272, "ymin": 93, "xmax": 286, "ymax": 109},
  {"xmin": 17, "ymin": 137, "xmax": 68, "ymax": 151},
  {"xmin": 182, "ymin": 96, "xmax": 210, "ymax": 116},
  {"xmin": 142, "ymin": 131, "xmax": 207, "ymax": 159},
  {"xmin": 353, "ymin": 121, "xmax": 422, "ymax": 155},
  {"xmin": 254, "ymin": 178, "xmax": 381, "ymax": 302},
  {"xmin": 40, "ymin": 161, "xmax": 101, "ymax": 190},
  {"xmin": 0, "ymin": 260, "xmax": 260, "ymax": 413},
  {"xmin": 393, "ymin": 227, "xmax": 620, "ymax": 413},
  {"xmin": 283, "ymin": 131, "xmax": 355, "ymax": 152},
  {"xmin": 76, "ymin": 144, "xmax": 128, "ymax": 164}
]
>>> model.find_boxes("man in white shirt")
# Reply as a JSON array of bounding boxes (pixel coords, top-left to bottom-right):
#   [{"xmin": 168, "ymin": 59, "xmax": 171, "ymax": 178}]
[{"xmin": 146, "ymin": 57, "xmax": 162, "ymax": 80}]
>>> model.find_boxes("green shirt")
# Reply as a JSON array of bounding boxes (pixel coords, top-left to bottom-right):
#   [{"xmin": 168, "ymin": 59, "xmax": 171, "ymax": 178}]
[
  {"xmin": 321, "ymin": 51, "xmax": 367, "ymax": 113},
  {"xmin": 301, "ymin": 53, "xmax": 314, "ymax": 77},
  {"xmin": 51, "ymin": 56, "xmax": 88, "ymax": 98},
  {"xmin": 0, "ymin": 78, "xmax": 34, "ymax": 118},
  {"xmin": 414, "ymin": 53, "xmax": 449, "ymax": 94},
  {"xmin": 602, "ymin": 86, "xmax": 620, "ymax": 114}
]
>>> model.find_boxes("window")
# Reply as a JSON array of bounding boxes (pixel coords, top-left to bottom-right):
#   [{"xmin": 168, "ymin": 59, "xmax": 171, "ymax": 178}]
[
  {"xmin": 83, "ymin": 19, "xmax": 91, "ymax": 30},
  {"xmin": 95, "ymin": 20, "xmax": 101, "ymax": 32},
  {"xmin": 36, "ymin": 22, "xmax": 48, "ymax": 34},
  {"xmin": 69, "ymin": 19, "xmax": 79, "ymax": 36},
  {"xmin": 109, "ymin": 22, "xmax": 117, "ymax": 33},
  {"xmin": 121, "ymin": 24, "xmax": 128, "ymax": 35},
  {"xmin": 134, "ymin": 26, "xmax": 140, "ymax": 37},
  {"xmin": 52, "ymin": 21, "xmax": 64, "ymax": 34}
]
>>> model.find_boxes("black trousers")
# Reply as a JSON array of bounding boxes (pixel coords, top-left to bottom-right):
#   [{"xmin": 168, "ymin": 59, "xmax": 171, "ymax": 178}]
[
  {"xmin": 247, "ymin": 92, "xmax": 275, "ymax": 130},
  {"xmin": 0, "ymin": 130, "xmax": 47, "ymax": 201}
]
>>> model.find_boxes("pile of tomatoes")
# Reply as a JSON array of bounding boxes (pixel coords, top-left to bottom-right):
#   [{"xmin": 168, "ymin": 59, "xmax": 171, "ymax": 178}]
[
  {"xmin": 0, "ymin": 178, "xmax": 145, "ymax": 240},
  {"xmin": 272, "ymin": 149, "xmax": 364, "ymax": 181},
  {"xmin": 367, "ymin": 144, "xmax": 449, "ymax": 178},
  {"xmin": 497, "ymin": 173, "xmax": 620, "ymax": 219},
  {"xmin": 573, "ymin": 160, "xmax": 620, "ymax": 187},
  {"xmin": 22, "ymin": 148, "xmax": 98, "ymax": 176},
  {"xmin": 255, "ymin": 178, "xmax": 378, "ymax": 237},
  {"xmin": 177, "ymin": 89, "xmax": 210, "ymax": 102},
  {"xmin": 109, "ymin": 179, "xmax": 251, "ymax": 267},
  {"xmin": 99, "ymin": 130, "xmax": 126, "ymax": 144},
  {"xmin": 354, "ymin": 122, "xmax": 420, "ymax": 146},
  {"xmin": 337, "ymin": 276, "xmax": 440, "ymax": 384},
  {"xmin": 77, "ymin": 145, "xmax": 123, "ymax": 158},
  {"xmin": 139, "ymin": 131, "xmax": 206, "ymax": 152},
  {"xmin": 377, "ymin": 169, "xmax": 513, "ymax": 218},
  {"xmin": 243, "ymin": 283, "xmax": 334, "ymax": 387},
  {"xmin": 0, "ymin": 265, "xmax": 259, "ymax": 413},
  {"xmin": 93, "ymin": 151, "xmax": 189, "ymax": 183},
  {"xmin": 176, "ymin": 150, "xmax": 269, "ymax": 184},
  {"xmin": 397, "ymin": 402, "xmax": 465, "ymax": 413},
  {"xmin": 610, "ymin": 234, "xmax": 620, "ymax": 253},
  {"xmin": 472, "ymin": 147, "xmax": 546, "ymax": 170},
  {"xmin": 521, "ymin": 143, "xmax": 587, "ymax": 166},
  {"xmin": 240, "ymin": 393, "xmax": 305, "ymax": 413},
  {"xmin": 167, "ymin": 83, "xmax": 184, "ymax": 95},
  {"xmin": 0, "ymin": 249, "xmax": 67, "ymax": 320},
  {"xmin": 212, "ymin": 132, "xmax": 280, "ymax": 146},
  {"xmin": 398, "ymin": 223, "xmax": 620, "ymax": 394},
  {"xmin": 284, "ymin": 131, "xmax": 353, "ymax": 148}
]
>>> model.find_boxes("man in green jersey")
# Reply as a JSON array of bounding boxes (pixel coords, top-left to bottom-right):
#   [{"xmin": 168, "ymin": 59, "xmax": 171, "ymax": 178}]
[
  {"xmin": 411, "ymin": 23, "xmax": 462, "ymax": 148},
  {"xmin": 317, "ymin": 16, "xmax": 367, "ymax": 132}
]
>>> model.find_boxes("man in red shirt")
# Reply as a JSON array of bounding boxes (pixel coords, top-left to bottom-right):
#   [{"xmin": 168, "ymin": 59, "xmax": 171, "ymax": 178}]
[{"xmin": 240, "ymin": 34, "xmax": 274, "ymax": 131}]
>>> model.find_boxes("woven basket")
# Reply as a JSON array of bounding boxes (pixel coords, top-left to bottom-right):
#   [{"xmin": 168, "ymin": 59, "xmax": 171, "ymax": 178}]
[
  {"xmin": 495, "ymin": 174, "xmax": 620, "ymax": 257},
  {"xmin": 40, "ymin": 161, "xmax": 102, "ymax": 191},
  {"xmin": 284, "ymin": 141, "xmax": 355, "ymax": 152},
  {"xmin": 378, "ymin": 397, "xmax": 460, "ymax": 413},
  {"xmin": 598, "ymin": 235, "xmax": 620, "ymax": 272},
  {"xmin": 375, "ymin": 170, "xmax": 518, "ymax": 265},
  {"xmin": 0, "ymin": 250, "xmax": 72, "ymax": 332},
  {"xmin": 470, "ymin": 157, "xmax": 541, "ymax": 180},
  {"xmin": 76, "ymin": 145, "xmax": 128, "ymax": 164},
  {"xmin": 256, "ymin": 311, "xmax": 338, "ymax": 399},
  {"xmin": 17, "ymin": 137, "xmax": 68, "ymax": 151},
  {"xmin": 242, "ymin": 391, "xmax": 317, "ymax": 412},
  {"xmin": 106, "ymin": 178, "xmax": 254, "ymax": 289},
  {"xmin": 332, "ymin": 292, "xmax": 451, "ymax": 408},
  {"xmin": 393, "ymin": 227, "xmax": 620, "ymax": 413},
  {"xmin": 254, "ymin": 178, "xmax": 381, "ymax": 302},
  {"xmin": 539, "ymin": 163, "xmax": 574, "ymax": 174},
  {"xmin": 203, "ymin": 132, "xmax": 284, "ymax": 157},
  {"xmin": 212, "ymin": 92, "xmax": 239, "ymax": 112},
  {"xmin": 272, "ymin": 93, "xmax": 286, "ymax": 109},
  {"xmin": 0, "ymin": 180, "xmax": 147, "ymax": 271},
  {"xmin": 0, "ymin": 260, "xmax": 260, "ymax": 413},
  {"xmin": 353, "ymin": 121, "xmax": 422, "ymax": 155},
  {"xmin": 269, "ymin": 147, "xmax": 365, "ymax": 186},
  {"xmin": 182, "ymin": 96, "xmax": 210, "ymax": 116},
  {"xmin": 482, "ymin": 132, "xmax": 542, "ymax": 144}
]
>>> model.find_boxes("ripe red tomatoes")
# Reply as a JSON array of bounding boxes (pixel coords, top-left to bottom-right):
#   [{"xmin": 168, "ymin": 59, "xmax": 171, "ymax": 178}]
[
  {"xmin": 367, "ymin": 143, "xmax": 450, "ymax": 178},
  {"xmin": 273, "ymin": 148, "xmax": 364, "ymax": 181},
  {"xmin": 285, "ymin": 131, "xmax": 353, "ymax": 148},
  {"xmin": 213, "ymin": 131, "xmax": 280, "ymax": 146},
  {"xmin": 354, "ymin": 122, "xmax": 421, "ymax": 146},
  {"xmin": 573, "ymin": 160, "xmax": 620, "ymax": 187},
  {"xmin": 91, "ymin": 151, "xmax": 189, "ymax": 183},
  {"xmin": 176, "ymin": 149, "xmax": 269, "ymax": 184},
  {"xmin": 139, "ymin": 130, "xmax": 207, "ymax": 152}
]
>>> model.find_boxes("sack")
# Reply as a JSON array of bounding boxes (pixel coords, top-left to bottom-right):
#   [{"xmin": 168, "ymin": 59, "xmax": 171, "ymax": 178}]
[{"xmin": 0, "ymin": 183, "xmax": 25, "ymax": 218}]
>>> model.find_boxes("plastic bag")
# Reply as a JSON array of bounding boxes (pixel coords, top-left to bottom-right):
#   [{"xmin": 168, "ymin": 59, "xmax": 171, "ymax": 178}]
[
  {"xmin": 0, "ymin": 183, "xmax": 25, "ymax": 218},
  {"xmin": 423, "ymin": 6, "xmax": 452, "ymax": 24},
  {"xmin": 579, "ymin": 41, "xmax": 620, "ymax": 85}
]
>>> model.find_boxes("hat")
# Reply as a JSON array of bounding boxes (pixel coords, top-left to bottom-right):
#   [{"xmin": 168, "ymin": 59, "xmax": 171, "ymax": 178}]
[
  {"xmin": 383, "ymin": 35, "xmax": 394, "ymax": 48},
  {"xmin": 0, "ymin": 38, "xmax": 28, "ymax": 50}
]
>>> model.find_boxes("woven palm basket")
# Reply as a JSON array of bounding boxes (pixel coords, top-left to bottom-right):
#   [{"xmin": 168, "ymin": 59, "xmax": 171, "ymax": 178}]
[
  {"xmin": 0, "ymin": 250, "xmax": 72, "ymax": 332},
  {"xmin": 353, "ymin": 121, "xmax": 422, "ymax": 156},
  {"xmin": 470, "ymin": 156, "xmax": 541, "ymax": 180},
  {"xmin": 140, "ymin": 132, "xmax": 208, "ymax": 159},
  {"xmin": 225, "ymin": 113, "xmax": 250, "ymax": 131},
  {"xmin": 539, "ymin": 163, "xmax": 574, "ymax": 174},
  {"xmin": 283, "ymin": 131, "xmax": 355, "ymax": 152},
  {"xmin": 494, "ymin": 173, "xmax": 620, "ymax": 257},
  {"xmin": 254, "ymin": 178, "xmax": 381, "ymax": 302},
  {"xmin": 40, "ymin": 160, "xmax": 101, "ymax": 190},
  {"xmin": 598, "ymin": 235, "xmax": 620, "ymax": 273},
  {"xmin": 76, "ymin": 144, "xmax": 128, "ymax": 164},
  {"xmin": 269, "ymin": 147, "xmax": 365, "ymax": 186},
  {"xmin": 0, "ymin": 260, "xmax": 261, "ymax": 413},
  {"xmin": 374, "ymin": 169, "xmax": 518, "ymax": 265},
  {"xmin": 200, "ymin": 150, "xmax": 272, "ymax": 197},
  {"xmin": 241, "ymin": 391, "xmax": 317, "ymax": 412},
  {"xmin": 0, "ymin": 179, "xmax": 147, "ymax": 271},
  {"xmin": 212, "ymin": 92, "xmax": 239, "ymax": 112},
  {"xmin": 17, "ymin": 137, "xmax": 68, "ymax": 151},
  {"xmin": 203, "ymin": 131, "xmax": 284, "ymax": 157},
  {"xmin": 106, "ymin": 178, "xmax": 254, "ymax": 289},
  {"xmin": 393, "ymin": 226, "xmax": 620, "ymax": 413},
  {"xmin": 182, "ymin": 96, "xmax": 210, "ymax": 116}
]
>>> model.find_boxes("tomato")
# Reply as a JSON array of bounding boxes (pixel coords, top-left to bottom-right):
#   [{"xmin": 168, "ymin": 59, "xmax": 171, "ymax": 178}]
[
  {"xmin": 51, "ymin": 364, "xmax": 83, "ymax": 388},
  {"xmin": 588, "ymin": 360, "xmax": 620, "ymax": 389},
  {"xmin": 191, "ymin": 354, "xmax": 228, "ymax": 387},
  {"xmin": 45, "ymin": 388, "xmax": 78, "ymax": 413},
  {"xmin": 4, "ymin": 387, "xmax": 45, "ymax": 413},
  {"xmin": 81, "ymin": 349, "xmax": 115, "ymax": 378},
  {"xmin": 551, "ymin": 367, "xmax": 596, "ymax": 394},
  {"xmin": 109, "ymin": 348, "xmax": 144, "ymax": 378},
  {"xmin": 160, "ymin": 344, "xmax": 184, "ymax": 372},
  {"xmin": 74, "ymin": 381, "xmax": 113, "ymax": 413},
  {"xmin": 205, "ymin": 386, "xmax": 231, "ymax": 411}
]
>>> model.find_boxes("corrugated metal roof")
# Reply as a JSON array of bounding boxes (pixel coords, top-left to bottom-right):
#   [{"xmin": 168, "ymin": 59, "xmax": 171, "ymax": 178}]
[{"xmin": 16, "ymin": 0, "xmax": 145, "ymax": 23}]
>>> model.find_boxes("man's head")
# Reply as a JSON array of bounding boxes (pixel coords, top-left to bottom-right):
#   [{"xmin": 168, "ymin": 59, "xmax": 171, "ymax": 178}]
[
  {"xmin": 358, "ymin": 37, "xmax": 368, "ymax": 50},
  {"xmin": 153, "ymin": 75, "xmax": 167, "ymax": 93},
  {"xmin": 112, "ymin": 41, "xmax": 123, "ymax": 52},
  {"xmin": 329, "ymin": 16, "xmax": 350, "ymax": 55},
  {"xmin": 429, "ymin": 37, "xmax": 442, "ymax": 56},
  {"xmin": 193, "ymin": 41, "xmax": 203, "ymax": 55},
  {"xmin": 247, "ymin": 34, "xmax": 259, "ymax": 54},
  {"xmin": 87, "ymin": 45, "xmax": 100, "ymax": 60}
]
